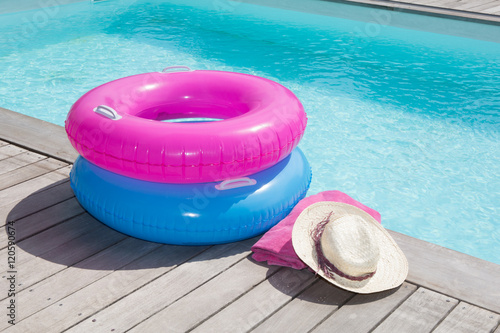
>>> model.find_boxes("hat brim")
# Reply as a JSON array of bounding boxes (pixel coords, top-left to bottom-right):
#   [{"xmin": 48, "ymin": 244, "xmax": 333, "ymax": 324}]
[{"xmin": 292, "ymin": 201, "xmax": 408, "ymax": 294}]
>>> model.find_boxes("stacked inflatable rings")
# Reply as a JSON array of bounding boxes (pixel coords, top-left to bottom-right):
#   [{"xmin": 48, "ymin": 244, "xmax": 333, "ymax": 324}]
[{"xmin": 66, "ymin": 67, "xmax": 311, "ymax": 245}]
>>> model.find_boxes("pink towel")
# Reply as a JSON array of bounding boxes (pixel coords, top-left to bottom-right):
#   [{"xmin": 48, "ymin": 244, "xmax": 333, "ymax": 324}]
[{"xmin": 251, "ymin": 191, "xmax": 381, "ymax": 269}]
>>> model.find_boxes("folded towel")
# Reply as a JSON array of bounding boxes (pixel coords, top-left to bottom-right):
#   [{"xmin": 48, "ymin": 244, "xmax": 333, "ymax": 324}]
[{"xmin": 251, "ymin": 190, "xmax": 381, "ymax": 269}]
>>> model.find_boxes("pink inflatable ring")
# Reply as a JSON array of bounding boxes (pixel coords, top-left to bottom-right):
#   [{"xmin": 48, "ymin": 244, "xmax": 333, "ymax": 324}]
[{"xmin": 65, "ymin": 68, "xmax": 307, "ymax": 183}]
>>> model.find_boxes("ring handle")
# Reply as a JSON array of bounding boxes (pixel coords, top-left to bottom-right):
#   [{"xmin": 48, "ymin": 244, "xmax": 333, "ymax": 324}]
[
  {"xmin": 215, "ymin": 177, "xmax": 257, "ymax": 191},
  {"xmin": 161, "ymin": 66, "xmax": 192, "ymax": 73},
  {"xmin": 93, "ymin": 105, "xmax": 122, "ymax": 120}
]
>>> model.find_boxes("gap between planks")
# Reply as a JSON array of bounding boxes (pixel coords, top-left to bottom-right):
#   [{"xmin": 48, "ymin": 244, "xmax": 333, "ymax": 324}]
[{"xmin": 63, "ymin": 240, "xmax": 256, "ymax": 332}]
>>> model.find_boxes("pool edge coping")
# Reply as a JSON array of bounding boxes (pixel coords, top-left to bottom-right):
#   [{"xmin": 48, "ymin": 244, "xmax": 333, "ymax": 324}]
[
  {"xmin": 0, "ymin": 106, "xmax": 77, "ymax": 164},
  {"xmin": 0, "ymin": 106, "xmax": 499, "ymax": 314}
]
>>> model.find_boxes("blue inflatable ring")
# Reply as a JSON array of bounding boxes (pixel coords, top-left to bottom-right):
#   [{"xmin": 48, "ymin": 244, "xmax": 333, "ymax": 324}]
[{"xmin": 70, "ymin": 148, "xmax": 311, "ymax": 245}]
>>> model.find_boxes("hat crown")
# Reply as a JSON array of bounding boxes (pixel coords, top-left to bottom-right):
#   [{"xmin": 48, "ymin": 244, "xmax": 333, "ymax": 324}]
[{"xmin": 320, "ymin": 214, "xmax": 380, "ymax": 277}]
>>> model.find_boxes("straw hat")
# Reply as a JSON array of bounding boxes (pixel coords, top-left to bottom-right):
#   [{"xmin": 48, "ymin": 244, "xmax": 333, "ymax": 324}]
[{"xmin": 292, "ymin": 201, "xmax": 408, "ymax": 294}]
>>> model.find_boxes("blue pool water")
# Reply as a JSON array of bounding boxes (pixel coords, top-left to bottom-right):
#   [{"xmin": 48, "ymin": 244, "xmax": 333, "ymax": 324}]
[{"xmin": 0, "ymin": 0, "xmax": 499, "ymax": 263}]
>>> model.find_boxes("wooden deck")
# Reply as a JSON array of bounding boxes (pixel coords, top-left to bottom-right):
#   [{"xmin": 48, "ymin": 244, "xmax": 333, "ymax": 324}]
[
  {"xmin": 0, "ymin": 108, "xmax": 499, "ymax": 332},
  {"xmin": 339, "ymin": 0, "xmax": 500, "ymax": 23},
  {"xmin": 368, "ymin": 0, "xmax": 500, "ymax": 16}
]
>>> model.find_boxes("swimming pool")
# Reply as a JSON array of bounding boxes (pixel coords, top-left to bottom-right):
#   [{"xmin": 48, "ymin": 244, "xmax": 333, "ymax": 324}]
[{"xmin": 0, "ymin": 0, "xmax": 499, "ymax": 264}]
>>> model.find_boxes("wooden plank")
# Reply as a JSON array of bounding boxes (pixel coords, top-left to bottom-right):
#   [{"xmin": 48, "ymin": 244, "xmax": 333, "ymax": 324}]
[
  {"xmin": 432, "ymin": 0, "xmax": 500, "ymax": 15},
  {"xmin": 191, "ymin": 267, "xmax": 316, "ymax": 333},
  {"xmin": 0, "ymin": 107, "xmax": 78, "ymax": 164},
  {"xmin": 411, "ymin": 0, "xmax": 499, "ymax": 15},
  {"xmin": 0, "ymin": 237, "xmax": 161, "ymax": 330},
  {"xmin": 0, "ymin": 151, "xmax": 46, "ymax": 176},
  {"xmin": 495, "ymin": 324, "xmax": 500, "ymax": 333},
  {"xmin": 0, "ymin": 198, "xmax": 84, "ymax": 249},
  {"xmin": 410, "ymin": 0, "xmax": 454, "ymax": 6},
  {"xmin": 5, "ymin": 244, "xmax": 209, "ymax": 332},
  {"xmin": 0, "ymin": 170, "xmax": 70, "ymax": 224},
  {"xmin": 0, "ymin": 158, "xmax": 68, "ymax": 191},
  {"xmin": 332, "ymin": 0, "xmax": 500, "ymax": 23},
  {"xmin": 483, "ymin": 3, "xmax": 500, "ymax": 12},
  {"xmin": 409, "ymin": 0, "xmax": 447, "ymax": 5},
  {"xmin": 424, "ymin": 0, "xmax": 463, "ymax": 9},
  {"xmin": 452, "ymin": 0, "xmax": 498, "ymax": 10},
  {"xmin": 0, "ymin": 145, "xmax": 25, "ymax": 160},
  {"xmin": 3, "ymin": 179, "xmax": 74, "ymax": 224},
  {"xmin": 456, "ymin": 0, "xmax": 499, "ymax": 8},
  {"xmin": 393, "ymin": 0, "xmax": 498, "ymax": 10},
  {"xmin": 372, "ymin": 287, "xmax": 458, "ymax": 333},
  {"xmin": 5, "ymin": 221, "xmax": 126, "ymax": 293},
  {"xmin": 312, "ymin": 282, "xmax": 417, "ymax": 333},
  {"xmin": 435, "ymin": 0, "xmax": 487, "ymax": 10},
  {"xmin": 463, "ymin": 0, "xmax": 500, "ymax": 10},
  {"xmin": 0, "ymin": 140, "xmax": 8, "ymax": 147},
  {"xmin": 129, "ymin": 257, "xmax": 281, "ymax": 333},
  {"xmin": 252, "ymin": 279, "xmax": 354, "ymax": 333},
  {"xmin": 0, "ymin": 213, "xmax": 103, "ymax": 273},
  {"xmin": 53, "ymin": 164, "xmax": 72, "ymax": 177},
  {"xmin": 66, "ymin": 239, "xmax": 255, "ymax": 332},
  {"xmin": 390, "ymin": 230, "xmax": 500, "ymax": 313},
  {"xmin": 433, "ymin": 301, "xmax": 500, "ymax": 333}
]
